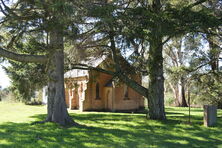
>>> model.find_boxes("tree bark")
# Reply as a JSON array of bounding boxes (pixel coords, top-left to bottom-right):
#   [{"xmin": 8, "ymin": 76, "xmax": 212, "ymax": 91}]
[
  {"xmin": 208, "ymin": 35, "xmax": 220, "ymax": 71},
  {"xmin": 147, "ymin": 38, "xmax": 166, "ymax": 120},
  {"xmin": 146, "ymin": 0, "xmax": 166, "ymax": 120},
  {"xmin": 45, "ymin": 29, "xmax": 76, "ymax": 126}
]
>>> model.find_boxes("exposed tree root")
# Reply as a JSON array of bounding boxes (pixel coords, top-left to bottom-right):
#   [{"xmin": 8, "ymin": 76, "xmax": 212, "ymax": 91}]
[{"xmin": 30, "ymin": 119, "xmax": 50, "ymax": 125}]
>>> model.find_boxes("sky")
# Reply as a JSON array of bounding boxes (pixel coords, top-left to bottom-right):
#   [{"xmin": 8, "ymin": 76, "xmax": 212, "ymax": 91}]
[
  {"xmin": 0, "ymin": 1, "xmax": 14, "ymax": 89},
  {"xmin": 0, "ymin": 6, "xmax": 9, "ymax": 88},
  {"xmin": 0, "ymin": 64, "xmax": 10, "ymax": 89}
]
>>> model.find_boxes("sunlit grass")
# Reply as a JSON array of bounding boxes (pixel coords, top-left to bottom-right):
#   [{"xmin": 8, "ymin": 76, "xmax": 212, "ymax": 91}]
[
  {"xmin": 0, "ymin": 102, "xmax": 222, "ymax": 148},
  {"xmin": 0, "ymin": 102, "xmax": 46, "ymax": 123}
]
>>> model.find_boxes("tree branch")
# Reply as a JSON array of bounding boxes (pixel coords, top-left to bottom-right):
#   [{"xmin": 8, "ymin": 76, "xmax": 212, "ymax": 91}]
[
  {"xmin": 69, "ymin": 63, "xmax": 115, "ymax": 76},
  {"xmin": 0, "ymin": 3, "xmax": 8, "ymax": 16},
  {"xmin": 162, "ymin": 36, "xmax": 172, "ymax": 45},
  {"xmin": 109, "ymin": 32, "xmax": 148, "ymax": 98},
  {"xmin": 0, "ymin": 47, "xmax": 47, "ymax": 63},
  {"xmin": 187, "ymin": 0, "xmax": 207, "ymax": 9}
]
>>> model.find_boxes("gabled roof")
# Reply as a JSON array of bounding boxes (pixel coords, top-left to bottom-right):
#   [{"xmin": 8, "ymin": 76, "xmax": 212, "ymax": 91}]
[
  {"xmin": 64, "ymin": 69, "xmax": 89, "ymax": 78},
  {"xmin": 64, "ymin": 55, "xmax": 107, "ymax": 78},
  {"xmin": 82, "ymin": 55, "xmax": 107, "ymax": 67},
  {"xmin": 64, "ymin": 54, "xmax": 138, "ymax": 79}
]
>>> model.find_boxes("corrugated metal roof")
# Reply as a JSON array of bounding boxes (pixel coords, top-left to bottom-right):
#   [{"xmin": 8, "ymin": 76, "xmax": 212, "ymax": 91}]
[
  {"xmin": 64, "ymin": 55, "xmax": 107, "ymax": 78},
  {"xmin": 64, "ymin": 69, "xmax": 89, "ymax": 78},
  {"xmin": 82, "ymin": 55, "xmax": 107, "ymax": 67}
]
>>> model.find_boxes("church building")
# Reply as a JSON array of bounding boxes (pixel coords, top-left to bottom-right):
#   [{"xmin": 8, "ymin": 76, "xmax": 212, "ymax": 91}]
[{"xmin": 64, "ymin": 56, "xmax": 144, "ymax": 111}]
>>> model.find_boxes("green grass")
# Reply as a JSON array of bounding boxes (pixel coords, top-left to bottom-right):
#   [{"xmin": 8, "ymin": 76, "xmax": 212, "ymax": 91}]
[{"xmin": 0, "ymin": 102, "xmax": 222, "ymax": 148}]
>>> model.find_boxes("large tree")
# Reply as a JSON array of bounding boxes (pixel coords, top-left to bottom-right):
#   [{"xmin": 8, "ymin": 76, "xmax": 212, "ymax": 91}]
[{"xmin": 0, "ymin": 0, "xmax": 84, "ymax": 126}]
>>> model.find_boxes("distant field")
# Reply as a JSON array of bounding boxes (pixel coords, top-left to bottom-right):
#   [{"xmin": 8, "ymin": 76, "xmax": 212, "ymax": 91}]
[{"xmin": 0, "ymin": 102, "xmax": 222, "ymax": 148}]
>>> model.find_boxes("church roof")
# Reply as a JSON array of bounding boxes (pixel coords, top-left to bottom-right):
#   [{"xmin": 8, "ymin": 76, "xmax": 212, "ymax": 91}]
[
  {"xmin": 64, "ymin": 55, "xmax": 107, "ymax": 78},
  {"xmin": 64, "ymin": 54, "xmax": 137, "ymax": 79},
  {"xmin": 64, "ymin": 69, "xmax": 89, "ymax": 78}
]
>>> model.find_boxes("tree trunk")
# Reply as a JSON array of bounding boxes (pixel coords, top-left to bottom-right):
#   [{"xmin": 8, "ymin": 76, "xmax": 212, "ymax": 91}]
[
  {"xmin": 45, "ymin": 29, "xmax": 76, "ymax": 126},
  {"xmin": 207, "ymin": 34, "xmax": 222, "ymax": 108},
  {"xmin": 169, "ymin": 82, "xmax": 180, "ymax": 106},
  {"xmin": 174, "ymin": 85, "xmax": 180, "ymax": 107},
  {"xmin": 217, "ymin": 102, "xmax": 222, "ymax": 109},
  {"xmin": 170, "ymin": 79, "xmax": 188, "ymax": 107},
  {"xmin": 147, "ymin": 38, "xmax": 166, "ymax": 120},
  {"xmin": 179, "ymin": 77, "xmax": 188, "ymax": 107},
  {"xmin": 107, "ymin": 0, "xmax": 166, "ymax": 120},
  {"xmin": 208, "ymin": 35, "xmax": 220, "ymax": 71},
  {"xmin": 146, "ymin": 0, "xmax": 166, "ymax": 120}
]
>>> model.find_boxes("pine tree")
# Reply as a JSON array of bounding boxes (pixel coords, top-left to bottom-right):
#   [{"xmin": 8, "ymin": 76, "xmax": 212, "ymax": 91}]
[{"xmin": 0, "ymin": 0, "xmax": 84, "ymax": 126}]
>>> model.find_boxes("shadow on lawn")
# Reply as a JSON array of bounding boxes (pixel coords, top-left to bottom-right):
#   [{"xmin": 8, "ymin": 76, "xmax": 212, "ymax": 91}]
[{"xmin": 0, "ymin": 111, "xmax": 222, "ymax": 148}]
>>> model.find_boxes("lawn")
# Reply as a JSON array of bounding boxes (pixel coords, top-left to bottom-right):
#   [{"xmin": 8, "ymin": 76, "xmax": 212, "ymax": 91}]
[{"xmin": 0, "ymin": 102, "xmax": 222, "ymax": 148}]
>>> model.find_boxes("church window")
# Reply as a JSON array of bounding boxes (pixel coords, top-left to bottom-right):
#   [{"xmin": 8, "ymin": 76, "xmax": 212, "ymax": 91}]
[{"xmin": 96, "ymin": 83, "xmax": 100, "ymax": 99}]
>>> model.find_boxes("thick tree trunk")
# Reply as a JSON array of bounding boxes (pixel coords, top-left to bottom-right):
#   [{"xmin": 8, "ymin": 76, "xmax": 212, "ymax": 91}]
[
  {"xmin": 45, "ymin": 30, "xmax": 76, "ymax": 126},
  {"xmin": 146, "ymin": 0, "xmax": 166, "ymax": 120},
  {"xmin": 147, "ymin": 38, "xmax": 166, "ymax": 120}
]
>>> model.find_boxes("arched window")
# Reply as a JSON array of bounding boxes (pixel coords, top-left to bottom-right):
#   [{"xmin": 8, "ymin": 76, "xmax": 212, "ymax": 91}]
[
  {"xmin": 124, "ymin": 84, "xmax": 129, "ymax": 100},
  {"xmin": 96, "ymin": 83, "xmax": 100, "ymax": 99}
]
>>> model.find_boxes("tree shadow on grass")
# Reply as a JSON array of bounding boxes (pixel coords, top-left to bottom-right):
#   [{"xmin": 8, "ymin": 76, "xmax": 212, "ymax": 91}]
[{"xmin": 0, "ymin": 112, "xmax": 222, "ymax": 148}]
